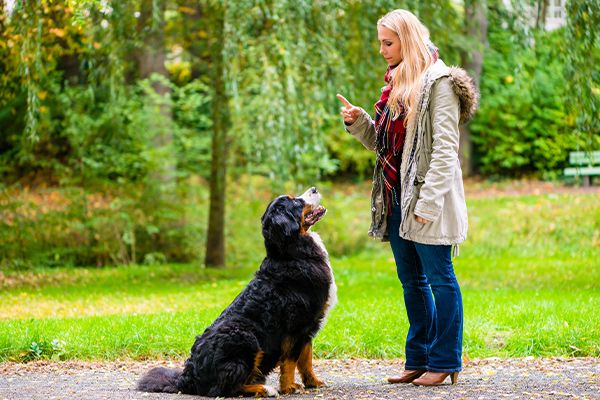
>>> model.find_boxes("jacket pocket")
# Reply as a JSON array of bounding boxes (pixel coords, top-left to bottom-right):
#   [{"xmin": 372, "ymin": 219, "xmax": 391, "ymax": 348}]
[
  {"xmin": 415, "ymin": 145, "xmax": 432, "ymax": 178},
  {"xmin": 404, "ymin": 176, "xmax": 426, "ymax": 234},
  {"xmin": 370, "ymin": 167, "xmax": 386, "ymax": 237}
]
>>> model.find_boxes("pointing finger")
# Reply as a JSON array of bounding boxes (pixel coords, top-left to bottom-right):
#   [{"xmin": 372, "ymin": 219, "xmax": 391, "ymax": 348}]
[{"xmin": 336, "ymin": 93, "xmax": 352, "ymax": 109}]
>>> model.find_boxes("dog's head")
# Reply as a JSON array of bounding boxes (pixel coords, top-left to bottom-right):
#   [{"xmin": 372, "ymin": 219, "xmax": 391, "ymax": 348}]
[{"xmin": 261, "ymin": 187, "xmax": 327, "ymax": 256}]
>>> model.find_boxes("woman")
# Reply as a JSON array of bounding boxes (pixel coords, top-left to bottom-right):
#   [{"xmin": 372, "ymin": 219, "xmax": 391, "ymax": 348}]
[{"xmin": 337, "ymin": 9, "xmax": 477, "ymax": 386}]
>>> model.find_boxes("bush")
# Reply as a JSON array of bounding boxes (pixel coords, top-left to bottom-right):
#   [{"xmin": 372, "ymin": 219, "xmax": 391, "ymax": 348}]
[
  {"xmin": 0, "ymin": 182, "xmax": 205, "ymax": 269},
  {"xmin": 0, "ymin": 73, "xmax": 212, "ymax": 185},
  {"xmin": 470, "ymin": 20, "xmax": 578, "ymax": 177}
]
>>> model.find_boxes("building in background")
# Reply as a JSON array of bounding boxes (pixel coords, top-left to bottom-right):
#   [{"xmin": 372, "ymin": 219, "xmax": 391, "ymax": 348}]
[
  {"xmin": 503, "ymin": 0, "xmax": 567, "ymax": 30},
  {"xmin": 545, "ymin": 0, "xmax": 567, "ymax": 30}
]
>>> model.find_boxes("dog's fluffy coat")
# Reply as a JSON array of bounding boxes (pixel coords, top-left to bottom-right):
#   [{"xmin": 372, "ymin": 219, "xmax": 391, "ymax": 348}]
[{"xmin": 138, "ymin": 188, "xmax": 335, "ymax": 397}]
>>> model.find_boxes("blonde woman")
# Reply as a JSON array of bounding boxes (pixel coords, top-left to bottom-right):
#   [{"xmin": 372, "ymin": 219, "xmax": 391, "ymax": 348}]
[{"xmin": 337, "ymin": 9, "xmax": 477, "ymax": 386}]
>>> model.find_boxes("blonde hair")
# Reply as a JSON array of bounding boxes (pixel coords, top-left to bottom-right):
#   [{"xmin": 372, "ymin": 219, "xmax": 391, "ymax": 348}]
[{"xmin": 377, "ymin": 9, "xmax": 435, "ymax": 125}]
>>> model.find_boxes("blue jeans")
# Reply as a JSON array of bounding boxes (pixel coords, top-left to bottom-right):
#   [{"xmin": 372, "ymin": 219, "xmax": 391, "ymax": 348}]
[{"xmin": 388, "ymin": 206, "xmax": 463, "ymax": 372}]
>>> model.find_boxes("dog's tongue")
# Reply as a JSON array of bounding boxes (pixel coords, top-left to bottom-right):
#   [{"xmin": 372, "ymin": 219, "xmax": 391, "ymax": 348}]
[{"xmin": 306, "ymin": 206, "xmax": 326, "ymax": 225}]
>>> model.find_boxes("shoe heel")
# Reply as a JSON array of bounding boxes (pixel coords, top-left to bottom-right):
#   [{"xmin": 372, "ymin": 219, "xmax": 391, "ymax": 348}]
[{"xmin": 450, "ymin": 372, "xmax": 459, "ymax": 385}]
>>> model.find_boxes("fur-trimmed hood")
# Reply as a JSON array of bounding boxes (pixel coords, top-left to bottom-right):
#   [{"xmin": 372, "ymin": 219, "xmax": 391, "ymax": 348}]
[
  {"xmin": 426, "ymin": 61, "xmax": 479, "ymax": 124},
  {"xmin": 447, "ymin": 66, "xmax": 479, "ymax": 123}
]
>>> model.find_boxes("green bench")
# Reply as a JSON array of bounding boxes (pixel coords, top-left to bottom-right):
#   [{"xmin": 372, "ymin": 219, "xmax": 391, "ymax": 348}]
[{"xmin": 564, "ymin": 151, "xmax": 600, "ymax": 187}]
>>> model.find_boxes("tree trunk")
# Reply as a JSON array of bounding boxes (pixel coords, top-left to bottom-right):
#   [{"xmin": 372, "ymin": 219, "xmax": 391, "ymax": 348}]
[
  {"xmin": 134, "ymin": 0, "xmax": 176, "ymax": 265},
  {"xmin": 204, "ymin": 3, "xmax": 228, "ymax": 268},
  {"xmin": 536, "ymin": 0, "xmax": 549, "ymax": 30},
  {"xmin": 176, "ymin": 0, "xmax": 228, "ymax": 268},
  {"xmin": 136, "ymin": 0, "xmax": 175, "ymax": 187},
  {"xmin": 460, "ymin": 0, "xmax": 488, "ymax": 176}
]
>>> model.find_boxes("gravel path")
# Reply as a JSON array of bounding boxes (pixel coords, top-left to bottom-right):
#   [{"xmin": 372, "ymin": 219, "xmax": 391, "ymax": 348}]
[{"xmin": 1, "ymin": 357, "xmax": 598, "ymax": 400}]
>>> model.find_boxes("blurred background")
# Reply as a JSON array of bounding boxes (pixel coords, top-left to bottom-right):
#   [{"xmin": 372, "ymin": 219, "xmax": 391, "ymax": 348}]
[
  {"xmin": 0, "ymin": 0, "xmax": 598, "ymax": 269},
  {"xmin": 1, "ymin": 0, "xmax": 599, "ymax": 363}
]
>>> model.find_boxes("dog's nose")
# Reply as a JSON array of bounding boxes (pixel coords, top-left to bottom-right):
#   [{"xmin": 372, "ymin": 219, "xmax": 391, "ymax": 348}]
[{"xmin": 310, "ymin": 187, "xmax": 318, "ymax": 194}]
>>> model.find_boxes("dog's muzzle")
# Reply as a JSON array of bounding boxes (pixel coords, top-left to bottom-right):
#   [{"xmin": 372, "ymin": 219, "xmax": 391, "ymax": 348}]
[{"xmin": 300, "ymin": 187, "xmax": 327, "ymax": 226}]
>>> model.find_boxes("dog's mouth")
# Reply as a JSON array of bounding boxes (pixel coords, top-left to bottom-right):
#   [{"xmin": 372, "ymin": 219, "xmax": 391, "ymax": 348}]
[{"xmin": 304, "ymin": 205, "xmax": 327, "ymax": 227}]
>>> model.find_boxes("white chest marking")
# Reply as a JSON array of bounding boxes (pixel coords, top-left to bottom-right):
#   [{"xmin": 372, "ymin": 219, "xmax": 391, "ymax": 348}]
[{"xmin": 309, "ymin": 232, "xmax": 337, "ymax": 328}]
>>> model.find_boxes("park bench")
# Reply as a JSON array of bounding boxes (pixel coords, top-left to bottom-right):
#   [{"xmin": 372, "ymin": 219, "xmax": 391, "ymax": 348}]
[{"xmin": 563, "ymin": 151, "xmax": 600, "ymax": 187}]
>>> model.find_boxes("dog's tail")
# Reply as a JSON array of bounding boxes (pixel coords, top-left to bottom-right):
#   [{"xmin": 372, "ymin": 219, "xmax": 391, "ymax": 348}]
[{"xmin": 137, "ymin": 367, "xmax": 182, "ymax": 393}]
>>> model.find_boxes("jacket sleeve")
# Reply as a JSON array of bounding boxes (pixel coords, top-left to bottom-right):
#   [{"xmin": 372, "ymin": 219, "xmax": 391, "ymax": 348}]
[
  {"xmin": 414, "ymin": 77, "xmax": 460, "ymax": 221},
  {"xmin": 344, "ymin": 108, "xmax": 377, "ymax": 152}
]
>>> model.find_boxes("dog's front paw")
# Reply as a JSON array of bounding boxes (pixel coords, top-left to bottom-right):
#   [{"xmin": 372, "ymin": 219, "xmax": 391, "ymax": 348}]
[
  {"xmin": 303, "ymin": 377, "xmax": 325, "ymax": 389},
  {"xmin": 279, "ymin": 382, "xmax": 303, "ymax": 394},
  {"xmin": 263, "ymin": 385, "xmax": 279, "ymax": 397}
]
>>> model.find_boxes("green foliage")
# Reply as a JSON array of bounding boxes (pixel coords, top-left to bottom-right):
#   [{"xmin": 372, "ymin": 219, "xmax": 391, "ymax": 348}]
[
  {"xmin": 1, "ymin": 0, "xmax": 210, "ymax": 181},
  {"xmin": 1, "ymin": 49, "xmax": 212, "ymax": 184},
  {"xmin": 470, "ymin": 5, "xmax": 576, "ymax": 177},
  {"xmin": 2, "ymin": 0, "xmax": 595, "ymax": 185},
  {"xmin": 24, "ymin": 339, "xmax": 68, "ymax": 361},
  {"xmin": 565, "ymin": 0, "xmax": 600, "ymax": 150},
  {"xmin": 224, "ymin": 0, "xmax": 346, "ymax": 185},
  {"xmin": 0, "ymin": 182, "xmax": 206, "ymax": 269}
]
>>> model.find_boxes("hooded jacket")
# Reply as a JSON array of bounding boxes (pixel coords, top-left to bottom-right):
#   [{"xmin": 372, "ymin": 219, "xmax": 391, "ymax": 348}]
[{"xmin": 345, "ymin": 59, "xmax": 479, "ymax": 246}]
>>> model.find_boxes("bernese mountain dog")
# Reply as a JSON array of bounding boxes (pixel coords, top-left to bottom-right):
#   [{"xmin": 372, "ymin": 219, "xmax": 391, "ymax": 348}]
[{"xmin": 137, "ymin": 187, "xmax": 336, "ymax": 397}]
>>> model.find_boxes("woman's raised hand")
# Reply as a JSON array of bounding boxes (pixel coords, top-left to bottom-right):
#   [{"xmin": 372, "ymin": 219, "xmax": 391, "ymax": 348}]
[{"xmin": 337, "ymin": 93, "xmax": 361, "ymax": 125}]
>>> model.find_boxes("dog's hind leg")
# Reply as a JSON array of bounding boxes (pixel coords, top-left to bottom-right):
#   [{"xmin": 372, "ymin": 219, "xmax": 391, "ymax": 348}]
[
  {"xmin": 209, "ymin": 358, "xmax": 278, "ymax": 398},
  {"xmin": 207, "ymin": 360, "xmax": 247, "ymax": 397},
  {"xmin": 297, "ymin": 341, "xmax": 325, "ymax": 388},
  {"xmin": 245, "ymin": 351, "xmax": 266, "ymax": 385},
  {"xmin": 242, "ymin": 354, "xmax": 279, "ymax": 396},
  {"xmin": 241, "ymin": 383, "xmax": 279, "ymax": 397}
]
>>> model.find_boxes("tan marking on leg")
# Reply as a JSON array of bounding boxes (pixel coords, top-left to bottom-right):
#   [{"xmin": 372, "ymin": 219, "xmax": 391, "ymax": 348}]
[
  {"xmin": 297, "ymin": 341, "xmax": 325, "ymax": 388},
  {"xmin": 278, "ymin": 337, "xmax": 301, "ymax": 394},
  {"xmin": 279, "ymin": 358, "xmax": 302, "ymax": 394}
]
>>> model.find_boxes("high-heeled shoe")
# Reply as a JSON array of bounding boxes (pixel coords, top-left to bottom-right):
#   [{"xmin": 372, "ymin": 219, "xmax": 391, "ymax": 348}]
[
  {"xmin": 412, "ymin": 371, "xmax": 459, "ymax": 386},
  {"xmin": 387, "ymin": 369, "xmax": 427, "ymax": 384}
]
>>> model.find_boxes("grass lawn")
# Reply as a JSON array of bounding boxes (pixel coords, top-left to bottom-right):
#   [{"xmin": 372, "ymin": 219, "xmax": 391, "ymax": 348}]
[{"xmin": 0, "ymin": 185, "xmax": 598, "ymax": 361}]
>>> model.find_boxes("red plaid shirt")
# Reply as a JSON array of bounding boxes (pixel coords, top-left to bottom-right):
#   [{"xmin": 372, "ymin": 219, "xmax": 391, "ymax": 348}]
[
  {"xmin": 374, "ymin": 66, "xmax": 406, "ymax": 215},
  {"xmin": 375, "ymin": 44, "xmax": 439, "ymax": 215}
]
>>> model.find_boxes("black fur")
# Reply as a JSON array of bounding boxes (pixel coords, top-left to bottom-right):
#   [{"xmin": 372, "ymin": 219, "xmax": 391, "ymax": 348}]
[
  {"xmin": 138, "ymin": 194, "xmax": 332, "ymax": 397},
  {"xmin": 137, "ymin": 367, "xmax": 181, "ymax": 393}
]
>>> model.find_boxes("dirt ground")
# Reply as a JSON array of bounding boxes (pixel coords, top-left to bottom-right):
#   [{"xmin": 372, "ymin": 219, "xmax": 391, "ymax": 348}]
[{"xmin": 0, "ymin": 357, "xmax": 598, "ymax": 400}]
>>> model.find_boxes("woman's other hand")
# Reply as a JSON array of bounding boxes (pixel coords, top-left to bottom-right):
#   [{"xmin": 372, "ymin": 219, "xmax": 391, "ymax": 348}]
[
  {"xmin": 337, "ymin": 93, "xmax": 361, "ymax": 125},
  {"xmin": 415, "ymin": 215, "xmax": 431, "ymax": 224}
]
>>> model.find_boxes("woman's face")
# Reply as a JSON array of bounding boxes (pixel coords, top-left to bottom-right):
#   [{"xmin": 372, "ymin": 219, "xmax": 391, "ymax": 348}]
[{"xmin": 377, "ymin": 25, "xmax": 402, "ymax": 66}]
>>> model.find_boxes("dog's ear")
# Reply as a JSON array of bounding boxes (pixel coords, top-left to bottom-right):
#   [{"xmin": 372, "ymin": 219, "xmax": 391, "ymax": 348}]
[
  {"xmin": 262, "ymin": 201, "xmax": 300, "ymax": 255},
  {"xmin": 261, "ymin": 199, "xmax": 275, "ymax": 225},
  {"xmin": 262, "ymin": 211, "xmax": 299, "ymax": 241}
]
